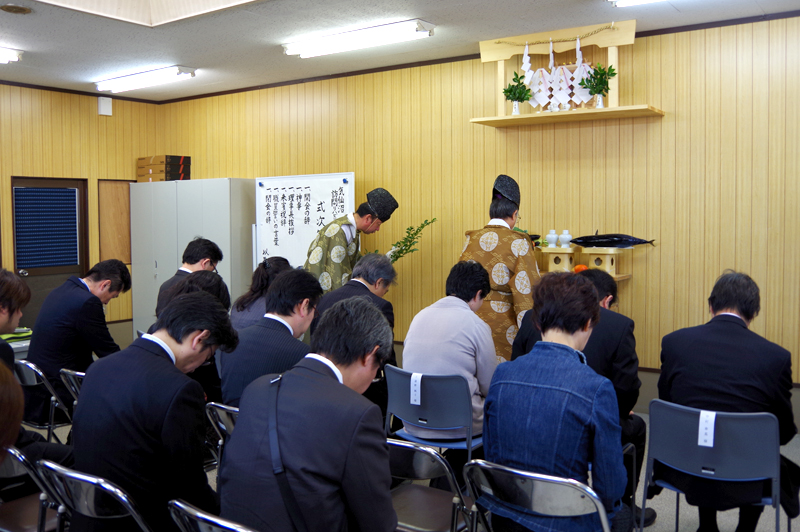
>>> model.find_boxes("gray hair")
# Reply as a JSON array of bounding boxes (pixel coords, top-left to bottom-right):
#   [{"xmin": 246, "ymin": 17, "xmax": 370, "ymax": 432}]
[
  {"xmin": 352, "ymin": 253, "xmax": 397, "ymax": 286},
  {"xmin": 311, "ymin": 297, "xmax": 393, "ymax": 366}
]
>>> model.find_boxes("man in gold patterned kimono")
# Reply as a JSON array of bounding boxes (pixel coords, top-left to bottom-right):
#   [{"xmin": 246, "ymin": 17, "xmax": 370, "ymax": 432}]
[
  {"xmin": 304, "ymin": 188, "xmax": 399, "ymax": 294},
  {"xmin": 459, "ymin": 175, "xmax": 541, "ymax": 361}
]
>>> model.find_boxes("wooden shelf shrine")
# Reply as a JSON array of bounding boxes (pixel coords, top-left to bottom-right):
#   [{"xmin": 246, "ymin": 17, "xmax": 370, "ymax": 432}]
[
  {"xmin": 472, "ymin": 20, "xmax": 648, "ymax": 118},
  {"xmin": 471, "ymin": 104, "xmax": 664, "ymax": 128},
  {"xmin": 536, "ymin": 245, "xmax": 632, "ymax": 282},
  {"xmin": 539, "ymin": 246, "xmax": 576, "ymax": 273}
]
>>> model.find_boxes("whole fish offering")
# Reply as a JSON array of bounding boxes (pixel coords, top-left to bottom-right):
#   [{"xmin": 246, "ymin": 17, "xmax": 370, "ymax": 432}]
[{"xmin": 571, "ymin": 232, "xmax": 655, "ymax": 248}]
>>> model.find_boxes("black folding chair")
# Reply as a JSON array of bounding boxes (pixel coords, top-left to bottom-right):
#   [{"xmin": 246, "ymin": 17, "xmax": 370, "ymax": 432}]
[
  {"xmin": 464, "ymin": 459, "xmax": 611, "ymax": 532},
  {"xmin": 13, "ymin": 361, "xmax": 71, "ymax": 444},
  {"xmin": 169, "ymin": 499, "xmax": 257, "ymax": 532},
  {"xmin": 36, "ymin": 459, "xmax": 155, "ymax": 532},
  {"xmin": 388, "ymin": 439, "xmax": 470, "ymax": 532}
]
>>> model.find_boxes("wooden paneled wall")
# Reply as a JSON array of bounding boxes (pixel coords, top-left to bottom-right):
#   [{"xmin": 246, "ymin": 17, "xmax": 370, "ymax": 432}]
[
  {"xmin": 0, "ymin": 88, "xmax": 159, "ymax": 268},
  {"xmin": 158, "ymin": 16, "xmax": 800, "ymax": 375},
  {"xmin": 1, "ymin": 16, "xmax": 797, "ymax": 376}
]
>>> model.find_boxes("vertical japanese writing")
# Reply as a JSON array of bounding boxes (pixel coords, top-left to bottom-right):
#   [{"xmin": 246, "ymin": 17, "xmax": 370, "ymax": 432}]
[
  {"xmin": 273, "ymin": 191, "xmax": 280, "ymax": 246},
  {"xmin": 287, "ymin": 192, "xmax": 295, "ymax": 235},
  {"xmin": 280, "ymin": 193, "xmax": 287, "ymax": 228},
  {"xmin": 330, "ymin": 187, "xmax": 345, "ymax": 217},
  {"xmin": 316, "ymin": 201, "xmax": 326, "ymax": 227}
]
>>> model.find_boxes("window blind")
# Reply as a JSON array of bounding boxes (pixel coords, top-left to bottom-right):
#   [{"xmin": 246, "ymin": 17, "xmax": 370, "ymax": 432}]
[{"xmin": 14, "ymin": 187, "xmax": 80, "ymax": 269}]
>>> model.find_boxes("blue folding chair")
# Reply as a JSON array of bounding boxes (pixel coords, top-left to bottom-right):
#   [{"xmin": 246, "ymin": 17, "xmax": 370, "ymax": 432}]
[
  {"xmin": 641, "ymin": 399, "xmax": 784, "ymax": 532},
  {"xmin": 385, "ymin": 365, "xmax": 482, "ymax": 463}
]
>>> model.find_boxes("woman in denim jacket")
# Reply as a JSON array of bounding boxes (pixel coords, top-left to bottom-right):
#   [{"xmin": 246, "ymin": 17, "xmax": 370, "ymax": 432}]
[{"xmin": 483, "ymin": 272, "xmax": 627, "ymax": 532}]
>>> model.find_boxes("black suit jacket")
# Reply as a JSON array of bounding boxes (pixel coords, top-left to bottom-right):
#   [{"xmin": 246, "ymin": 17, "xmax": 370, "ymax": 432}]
[
  {"xmin": 659, "ymin": 314, "xmax": 796, "ymax": 444},
  {"xmin": 25, "ymin": 276, "xmax": 119, "ymax": 422},
  {"xmin": 0, "ymin": 338, "xmax": 13, "ymax": 369},
  {"xmin": 220, "ymin": 317, "xmax": 311, "ymax": 407},
  {"xmin": 657, "ymin": 314, "xmax": 797, "ymax": 510},
  {"xmin": 155, "ymin": 270, "xmax": 190, "ymax": 316},
  {"xmin": 311, "ymin": 280, "xmax": 395, "ymax": 336},
  {"xmin": 512, "ymin": 307, "xmax": 641, "ymax": 417},
  {"xmin": 219, "ymin": 358, "xmax": 397, "ymax": 532},
  {"xmin": 310, "ymin": 280, "xmax": 396, "ymax": 416},
  {"xmin": 71, "ymin": 338, "xmax": 216, "ymax": 532}
]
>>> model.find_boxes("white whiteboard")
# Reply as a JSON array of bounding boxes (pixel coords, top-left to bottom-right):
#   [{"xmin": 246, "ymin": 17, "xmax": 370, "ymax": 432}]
[{"xmin": 255, "ymin": 173, "xmax": 355, "ymax": 268}]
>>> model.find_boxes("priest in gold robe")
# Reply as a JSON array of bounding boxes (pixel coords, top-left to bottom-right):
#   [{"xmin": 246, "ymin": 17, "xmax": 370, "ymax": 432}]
[
  {"xmin": 459, "ymin": 175, "xmax": 541, "ymax": 361},
  {"xmin": 304, "ymin": 188, "xmax": 398, "ymax": 293}
]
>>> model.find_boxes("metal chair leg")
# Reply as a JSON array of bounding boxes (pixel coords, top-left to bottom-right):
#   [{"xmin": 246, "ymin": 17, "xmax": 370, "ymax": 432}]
[
  {"xmin": 47, "ymin": 397, "xmax": 56, "ymax": 443},
  {"xmin": 56, "ymin": 505, "xmax": 66, "ymax": 532},
  {"xmin": 37, "ymin": 493, "xmax": 47, "ymax": 532},
  {"xmin": 674, "ymin": 494, "xmax": 680, "ymax": 532}
]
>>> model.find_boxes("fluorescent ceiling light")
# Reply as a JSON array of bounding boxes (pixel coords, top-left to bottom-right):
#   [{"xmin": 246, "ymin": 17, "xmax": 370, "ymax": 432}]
[
  {"xmin": 0, "ymin": 47, "xmax": 22, "ymax": 64},
  {"xmin": 611, "ymin": 0, "xmax": 668, "ymax": 6},
  {"xmin": 283, "ymin": 19, "xmax": 435, "ymax": 59},
  {"xmin": 95, "ymin": 66, "xmax": 197, "ymax": 93}
]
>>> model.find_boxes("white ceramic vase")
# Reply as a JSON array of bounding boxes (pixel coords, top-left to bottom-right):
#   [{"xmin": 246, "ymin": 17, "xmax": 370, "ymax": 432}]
[
  {"xmin": 596, "ymin": 95, "xmax": 604, "ymax": 109},
  {"xmin": 546, "ymin": 230, "xmax": 558, "ymax": 248},
  {"xmin": 559, "ymin": 230, "xmax": 572, "ymax": 248},
  {"xmin": 512, "ymin": 101, "xmax": 520, "ymax": 115}
]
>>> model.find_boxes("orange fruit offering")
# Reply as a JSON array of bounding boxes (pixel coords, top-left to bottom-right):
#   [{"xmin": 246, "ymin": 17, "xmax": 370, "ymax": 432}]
[{"xmin": 574, "ymin": 264, "xmax": 589, "ymax": 273}]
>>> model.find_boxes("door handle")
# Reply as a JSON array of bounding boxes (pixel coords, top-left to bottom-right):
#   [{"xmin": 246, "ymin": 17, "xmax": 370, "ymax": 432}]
[{"xmin": 18, "ymin": 269, "xmax": 29, "ymax": 277}]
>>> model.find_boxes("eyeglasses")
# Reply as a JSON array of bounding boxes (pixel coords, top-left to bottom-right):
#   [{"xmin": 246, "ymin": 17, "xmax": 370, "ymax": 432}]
[{"xmin": 200, "ymin": 344, "xmax": 218, "ymax": 366}]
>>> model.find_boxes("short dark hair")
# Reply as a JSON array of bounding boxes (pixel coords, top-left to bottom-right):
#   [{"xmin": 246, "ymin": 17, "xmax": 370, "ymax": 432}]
[
  {"xmin": 311, "ymin": 297, "xmax": 393, "ymax": 367},
  {"xmin": 352, "ymin": 253, "xmax": 397, "ymax": 287},
  {"xmin": 356, "ymin": 202, "xmax": 377, "ymax": 219},
  {"xmin": 0, "ymin": 269, "xmax": 31, "ymax": 315},
  {"xmin": 708, "ymin": 270, "xmax": 761, "ymax": 322},
  {"xmin": 182, "ymin": 237, "xmax": 223, "ymax": 265},
  {"xmin": 264, "ymin": 269, "xmax": 323, "ymax": 316},
  {"xmin": 534, "ymin": 273, "xmax": 600, "ymax": 335},
  {"xmin": 153, "ymin": 291, "xmax": 239, "ymax": 353},
  {"xmin": 489, "ymin": 196, "xmax": 518, "ymax": 220},
  {"xmin": 578, "ymin": 269, "xmax": 618, "ymax": 306},
  {"xmin": 234, "ymin": 257, "xmax": 293, "ymax": 312},
  {"xmin": 446, "ymin": 261, "xmax": 491, "ymax": 302},
  {"xmin": 84, "ymin": 260, "xmax": 132, "ymax": 293},
  {"xmin": 161, "ymin": 270, "xmax": 231, "ymax": 314}
]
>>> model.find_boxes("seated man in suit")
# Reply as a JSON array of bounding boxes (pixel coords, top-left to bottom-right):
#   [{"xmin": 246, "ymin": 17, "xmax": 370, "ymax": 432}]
[
  {"xmin": 220, "ymin": 268, "xmax": 322, "ymax": 407},
  {"xmin": 25, "ymin": 259, "xmax": 131, "ymax": 423},
  {"xmin": 512, "ymin": 268, "xmax": 653, "ymax": 526},
  {"xmin": 658, "ymin": 270, "xmax": 797, "ymax": 532},
  {"xmin": 220, "ymin": 297, "xmax": 397, "ymax": 532},
  {"xmin": 155, "ymin": 237, "xmax": 223, "ymax": 316},
  {"xmin": 311, "ymin": 252, "xmax": 397, "ymax": 417},
  {"xmin": 484, "ymin": 272, "xmax": 627, "ymax": 531},
  {"xmin": 72, "ymin": 291, "xmax": 239, "ymax": 532}
]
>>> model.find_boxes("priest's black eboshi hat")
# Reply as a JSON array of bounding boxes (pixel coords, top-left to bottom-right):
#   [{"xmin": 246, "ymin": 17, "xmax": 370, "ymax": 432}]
[
  {"xmin": 492, "ymin": 174, "xmax": 520, "ymax": 207},
  {"xmin": 366, "ymin": 188, "xmax": 399, "ymax": 222}
]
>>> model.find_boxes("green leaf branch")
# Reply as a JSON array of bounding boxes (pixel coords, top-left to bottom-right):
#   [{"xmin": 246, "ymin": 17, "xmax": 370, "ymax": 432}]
[
  {"xmin": 376, "ymin": 218, "xmax": 437, "ymax": 264},
  {"xmin": 578, "ymin": 63, "xmax": 617, "ymax": 97},
  {"xmin": 503, "ymin": 71, "xmax": 532, "ymax": 103}
]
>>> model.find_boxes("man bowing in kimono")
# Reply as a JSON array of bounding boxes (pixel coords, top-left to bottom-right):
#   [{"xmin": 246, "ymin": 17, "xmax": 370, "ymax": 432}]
[
  {"xmin": 304, "ymin": 188, "xmax": 398, "ymax": 294},
  {"xmin": 460, "ymin": 175, "xmax": 541, "ymax": 361}
]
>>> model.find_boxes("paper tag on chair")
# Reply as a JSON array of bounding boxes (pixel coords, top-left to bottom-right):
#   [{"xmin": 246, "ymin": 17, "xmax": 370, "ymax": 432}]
[
  {"xmin": 410, "ymin": 373, "xmax": 423, "ymax": 405},
  {"xmin": 698, "ymin": 410, "xmax": 716, "ymax": 447}
]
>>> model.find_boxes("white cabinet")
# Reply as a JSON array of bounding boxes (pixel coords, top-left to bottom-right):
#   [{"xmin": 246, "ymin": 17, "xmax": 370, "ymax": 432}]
[{"xmin": 130, "ymin": 178, "xmax": 255, "ymax": 335}]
